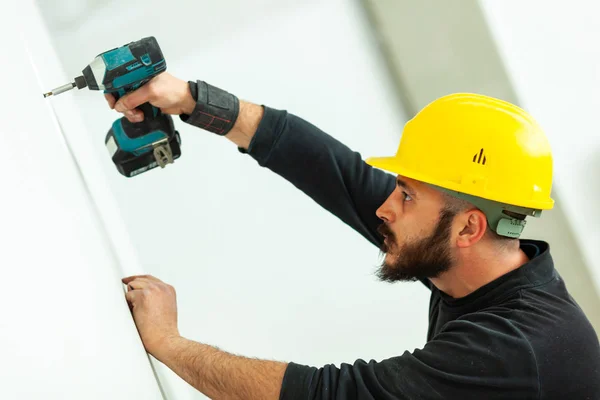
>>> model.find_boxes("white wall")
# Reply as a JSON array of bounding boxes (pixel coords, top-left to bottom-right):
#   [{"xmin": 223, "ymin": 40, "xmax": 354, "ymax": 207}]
[
  {"xmin": 37, "ymin": 0, "xmax": 428, "ymax": 398},
  {"xmin": 0, "ymin": 1, "xmax": 165, "ymax": 399},
  {"xmin": 480, "ymin": 0, "xmax": 600, "ymax": 293}
]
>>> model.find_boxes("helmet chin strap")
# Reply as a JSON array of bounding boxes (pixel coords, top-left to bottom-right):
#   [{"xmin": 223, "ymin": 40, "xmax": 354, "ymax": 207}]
[{"xmin": 428, "ymin": 184, "xmax": 543, "ymax": 239}]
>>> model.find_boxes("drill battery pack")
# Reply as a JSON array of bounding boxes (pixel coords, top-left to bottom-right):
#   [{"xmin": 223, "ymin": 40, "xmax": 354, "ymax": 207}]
[{"xmin": 105, "ymin": 113, "xmax": 181, "ymax": 177}]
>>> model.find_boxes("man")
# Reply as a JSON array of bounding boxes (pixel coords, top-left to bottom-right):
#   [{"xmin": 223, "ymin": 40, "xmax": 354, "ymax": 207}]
[{"xmin": 108, "ymin": 73, "xmax": 600, "ymax": 399}]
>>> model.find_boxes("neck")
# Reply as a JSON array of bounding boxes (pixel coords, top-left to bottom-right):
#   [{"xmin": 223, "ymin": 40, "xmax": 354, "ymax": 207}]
[{"xmin": 429, "ymin": 241, "xmax": 529, "ymax": 298}]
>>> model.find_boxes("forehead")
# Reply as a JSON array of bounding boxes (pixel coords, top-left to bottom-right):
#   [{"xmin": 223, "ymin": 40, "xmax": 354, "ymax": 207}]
[
  {"xmin": 396, "ymin": 175, "xmax": 443, "ymax": 198},
  {"xmin": 396, "ymin": 175, "xmax": 423, "ymax": 190}
]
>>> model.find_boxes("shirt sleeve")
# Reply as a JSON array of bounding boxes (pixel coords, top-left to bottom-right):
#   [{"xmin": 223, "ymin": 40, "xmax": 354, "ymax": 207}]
[
  {"xmin": 279, "ymin": 314, "xmax": 540, "ymax": 400},
  {"xmin": 242, "ymin": 106, "xmax": 395, "ymax": 249}
]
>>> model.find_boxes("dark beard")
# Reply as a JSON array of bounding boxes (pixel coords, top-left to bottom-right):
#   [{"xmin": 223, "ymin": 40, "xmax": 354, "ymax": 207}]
[{"xmin": 376, "ymin": 208, "xmax": 456, "ymax": 282}]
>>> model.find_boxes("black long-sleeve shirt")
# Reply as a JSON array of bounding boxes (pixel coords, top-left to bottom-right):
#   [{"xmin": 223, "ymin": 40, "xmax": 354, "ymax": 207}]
[{"xmin": 242, "ymin": 106, "xmax": 600, "ymax": 399}]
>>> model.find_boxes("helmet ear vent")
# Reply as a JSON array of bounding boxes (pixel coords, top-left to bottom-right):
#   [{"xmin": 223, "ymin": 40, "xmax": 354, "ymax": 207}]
[{"xmin": 473, "ymin": 148, "xmax": 487, "ymax": 165}]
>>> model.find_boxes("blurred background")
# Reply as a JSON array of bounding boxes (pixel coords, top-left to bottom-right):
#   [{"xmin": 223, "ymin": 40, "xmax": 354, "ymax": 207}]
[{"xmin": 31, "ymin": 0, "xmax": 600, "ymax": 398}]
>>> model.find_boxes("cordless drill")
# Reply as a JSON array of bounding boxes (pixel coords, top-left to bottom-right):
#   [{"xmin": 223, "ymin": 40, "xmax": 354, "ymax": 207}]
[{"xmin": 44, "ymin": 37, "xmax": 181, "ymax": 177}]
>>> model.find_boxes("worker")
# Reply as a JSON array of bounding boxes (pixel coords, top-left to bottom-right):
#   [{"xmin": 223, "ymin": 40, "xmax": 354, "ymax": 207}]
[{"xmin": 107, "ymin": 72, "xmax": 600, "ymax": 399}]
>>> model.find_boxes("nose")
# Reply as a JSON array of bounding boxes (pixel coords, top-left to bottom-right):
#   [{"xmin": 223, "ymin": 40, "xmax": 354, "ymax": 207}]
[{"xmin": 376, "ymin": 191, "xmax": 397, "ymax": 223}]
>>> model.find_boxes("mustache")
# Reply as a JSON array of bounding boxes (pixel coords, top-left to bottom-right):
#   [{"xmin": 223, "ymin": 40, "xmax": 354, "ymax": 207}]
[
  {"xmin": 377, "ymin": 223, "xmax": 395, "ymax": 240},
  {"xmin": 377, "ymin": 223, "xmax": 395, "ymax": 252}
]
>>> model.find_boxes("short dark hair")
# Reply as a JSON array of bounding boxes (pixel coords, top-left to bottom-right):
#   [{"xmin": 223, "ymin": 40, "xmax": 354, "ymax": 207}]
[{"xmin": 440, "ymin": 192, "xmax": 519, "ymax": 248}]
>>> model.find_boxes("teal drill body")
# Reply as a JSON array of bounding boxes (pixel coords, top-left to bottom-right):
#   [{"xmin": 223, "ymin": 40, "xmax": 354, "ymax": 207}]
[{"xmin": 45, "ymin": 36, "xmax": 181, "ymax": 177}]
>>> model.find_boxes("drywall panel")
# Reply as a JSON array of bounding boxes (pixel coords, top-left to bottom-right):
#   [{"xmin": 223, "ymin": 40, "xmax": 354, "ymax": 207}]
[
  {"xmin": 38, "ymin": 0, "xmax": 426, "ymax": 398},
  {"xmin": 0, "ymin": 1, "xmax": 165, "ymax": 399}
]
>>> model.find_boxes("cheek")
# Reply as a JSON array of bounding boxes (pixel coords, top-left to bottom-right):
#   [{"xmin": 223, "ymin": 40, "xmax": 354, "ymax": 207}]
[
  {"xmin": 385, "ymin": 227, "xmax": 408, "ymax": 255},
  {"xmin": 390, "ymin": 220, "xmax": 414, "ymax": 242},
  {"xmin": 390, "ymin": 219, "xmax": 429, "ymax": 249}
]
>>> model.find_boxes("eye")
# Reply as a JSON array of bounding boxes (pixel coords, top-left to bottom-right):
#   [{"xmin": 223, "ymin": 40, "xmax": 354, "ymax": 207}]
[{"xmin": 402, "ymin": 192, "xmax": 413, "ymax": 202}]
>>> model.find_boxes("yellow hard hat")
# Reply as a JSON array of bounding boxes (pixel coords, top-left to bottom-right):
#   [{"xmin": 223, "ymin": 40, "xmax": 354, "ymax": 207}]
[{"xmin": 366, "ymin": 93, "xmax": 554, "ymax": 237}]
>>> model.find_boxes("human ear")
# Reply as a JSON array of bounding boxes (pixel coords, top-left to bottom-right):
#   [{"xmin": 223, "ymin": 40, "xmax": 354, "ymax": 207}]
[{"xmin": 456, "ymin": 210, "xmax": 487, "ymax": 248}]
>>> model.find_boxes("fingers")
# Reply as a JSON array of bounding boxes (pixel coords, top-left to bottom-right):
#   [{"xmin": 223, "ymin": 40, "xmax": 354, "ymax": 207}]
[
  {"xmin": 126, "ymin": 277, "xmax": 156, "ymax": 291},
  {"xmin": 105, "ymin": 93, "xmax": 116, "ymax": 109},
  {"xmin": 127, "ymin": 110, "xmax": 144, "ymax": 123},
  {"xmin": 122, "ymin": 274, "xmax": 162, "ymax": 285},
  {"xmin": 123, "ymin": 275, "xmax": 175, "ymax": 310},
  {"xmin": 114, "ymin": 85, "xmax": 152, "ymax": 114},
  {"xmin": 117, "ymin": 92, "xmax": 147, "ymax": 122},
  {"xmin": 125, "ymin": 289, "xmax": 140, "ymax": 308},
  {"xmin": 124, "ymin": 278, "xmax": 153, "ymax": 309},
  {"xmin": 106, "ymin": 92, "xmax": 143, "ymax": 122}
]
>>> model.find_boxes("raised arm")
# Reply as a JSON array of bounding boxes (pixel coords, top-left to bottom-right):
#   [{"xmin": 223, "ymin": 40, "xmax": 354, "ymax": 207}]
[
  {"xmin": 108, "ymin": 73, "xmax": 395, "ymax": 248},
  {"xmin": 234, "ymin": 103, "xmax": 395, "ymax": 248}
]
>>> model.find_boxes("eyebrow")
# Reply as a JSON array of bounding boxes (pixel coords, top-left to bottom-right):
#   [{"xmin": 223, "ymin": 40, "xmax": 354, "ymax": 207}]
[{"xmin": 396, "ymin": 178, "xmax": 416, "ymax": 193}]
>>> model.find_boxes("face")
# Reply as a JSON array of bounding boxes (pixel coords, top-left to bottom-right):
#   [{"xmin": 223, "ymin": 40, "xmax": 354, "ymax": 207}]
[{"xmin": 375, "ymin": 176, "xmax": 456, "ymax": 282}]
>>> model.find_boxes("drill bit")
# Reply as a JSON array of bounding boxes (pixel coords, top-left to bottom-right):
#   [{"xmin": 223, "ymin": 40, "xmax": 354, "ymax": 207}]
[
  {"xmin": 43, "ymin": 76, "xmax": 87, "ymax": 98},
  {"xmin": 43, "ymin": 82, "xmax": 76, "ymax": 98}
]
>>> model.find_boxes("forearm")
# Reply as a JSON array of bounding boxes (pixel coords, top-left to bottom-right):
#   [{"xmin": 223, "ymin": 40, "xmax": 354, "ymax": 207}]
[
  {"xmin": 225, "ymin": 101, "xmax": 264, "ymax": 150},
  {"xmin": 157, "ymin": 336, "xmax": 287, "ymax": 400},
  {"xmin": 240, "ymin": 106, "xmax": 395, "ymax": 248},
  {"xmin": 181, "ymin": 78, "xmax": 393, "ymax": 247}
]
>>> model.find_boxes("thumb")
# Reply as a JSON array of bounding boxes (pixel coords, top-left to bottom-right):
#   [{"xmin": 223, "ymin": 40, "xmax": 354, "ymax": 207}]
[{"xmin": 114, "ymin": 85, "xmax": 153, "ymax": 112}]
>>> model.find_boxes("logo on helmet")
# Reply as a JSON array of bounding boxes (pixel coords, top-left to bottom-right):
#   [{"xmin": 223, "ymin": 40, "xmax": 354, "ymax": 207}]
[{"xmin": 473, "ymin": 148, "xmax": 486, "ymax": 165}]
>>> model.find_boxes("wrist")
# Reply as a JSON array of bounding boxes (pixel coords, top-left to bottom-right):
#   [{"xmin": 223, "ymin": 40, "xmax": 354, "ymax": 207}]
[
  {"xmin": 180, "ymin": 81, "xmax": 196, "ymax": 115},
  {"xmin": 153, "ymin": 334, "xmax": 187, "ymax": 363}
]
